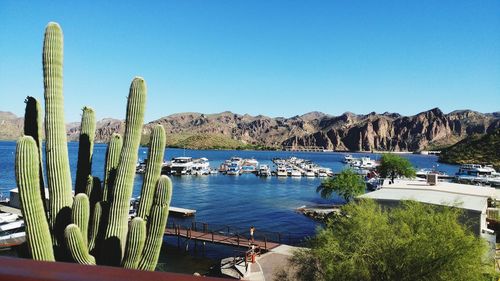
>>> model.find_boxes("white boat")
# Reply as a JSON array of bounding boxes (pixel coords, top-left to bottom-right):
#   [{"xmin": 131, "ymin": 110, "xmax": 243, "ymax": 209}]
[
  {"xmin": 0, "ymin": 219, "xmax": 25, "ymax": 248},
  {"xmin": 241, "ymin": 159, "xmax": 259, "ymax": 174},
  {"xmin": 455, "ymin": 164, "xmax": 500, "ymax": 185},
  {"xmin": 350, "ymin": 157, "xmax": 379, "ymax": 170},
  {"xmin": 457, "ymin": 164, "xmax": 496, "ymax": 177},
  {"xmin": 305, "ymin": 170, "xmax": 316, "ymax": 177},
  {"xmin": 276, "ymin": 166, "xmax": 288, "ymax": 177},
  {"xmin": 416, "ymin": 168, "xmax": 449, "ymax": 179},
  {"xmin": 258, "ymin": 165, "xmax": 271, "ymax": 177},
  {"xmin": 170, "ymin": 157, "xmax": 194, "ymax": 175},
  {"xmin": 317, "ymin": 168, "xmax": 329, "ymax": 177},
  {"xmin": 226, "ymin": 162, "xmax": 241, "ymax": 176},
  {"xmin": 191, "ymin": 157, "xmax": 210, "ymax": 175},
  {"xmin": 0, "ymin": 219, "xmax": 24, "ymax": 232},
  {"xmin": 290, "ymin": 170, "xmax": 302, "ymax": 177},
  {"xmin": 0, "ymin": 213, "xmax": 19, "ymax": 224},
  {"xmin": 343, "ymin": 154, "xmax": 358, "ymax": 164}
]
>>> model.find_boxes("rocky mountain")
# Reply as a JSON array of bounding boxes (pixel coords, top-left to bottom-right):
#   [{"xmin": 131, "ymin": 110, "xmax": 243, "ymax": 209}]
[
  {"xmin": 439, "ymin": 129, "xmax": 500, "ymax": 169},
  {"xmin": 0, "ymin": 111, "xmax": 24, "ymax": 140},
  {"xmin": 283, "ymin": 108, "xmax": 499, "ymax": 151},
  {"xmin": 1, "ymin": 108, "xmax": 499, "ymax": 152}
]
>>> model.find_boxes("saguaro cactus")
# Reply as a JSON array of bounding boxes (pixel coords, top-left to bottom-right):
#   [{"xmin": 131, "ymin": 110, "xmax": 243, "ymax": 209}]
[
  {"xmin": 75, "ymin": 107, "xmax": 96, "ymax": 195},
  {"xmin": 15, "ymin": 22, "xmax": 173, "ymax": 270},
  {"xmin": 105, "ymin": 77, "xmax": 147, "ymax": 259},
  {"xmin": 43, "ymin": 22, "xmax": 73, "ymax": 248},
  {"xmin": 15, "ymin": 136, "xmax": 54, "ymax": 261},
  {"xmin": 23, "ymin": 97, "xmax": 46, "ymax": 213}
]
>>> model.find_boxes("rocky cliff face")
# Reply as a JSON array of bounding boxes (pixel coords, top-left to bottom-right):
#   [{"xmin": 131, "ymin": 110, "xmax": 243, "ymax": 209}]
[
  {"xmin": 1, "ymin": 108, "xmax": 499, "ymax": 152},
  {"xmin": 283, "ymin": 108, "xmax": 500, "ymax": 151}
]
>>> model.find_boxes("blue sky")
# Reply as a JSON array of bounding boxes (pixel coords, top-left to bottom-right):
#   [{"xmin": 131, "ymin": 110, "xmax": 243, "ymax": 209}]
[{"xmin": 0, "ymin": 1, "xmax": 499, "ymax": 122}]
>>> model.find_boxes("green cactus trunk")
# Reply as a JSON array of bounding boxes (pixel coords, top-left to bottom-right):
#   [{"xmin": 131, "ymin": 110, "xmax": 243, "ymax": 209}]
[
  {"xmin": 71, "ymin": 194, "xmax": 90, "ymax": 247},
  {"xmin": 88, "ymin": 201, "xmax": 108, "ymax": 255},
  {"xmin": 75, "ymin": 107, "xmax": 96, "ymax": 195},
  {"xmin": 15, "ymin": 136, "xmax": 54, "ymax": 261},
  {"xmin": 102, "ymin": 133, "xmax": 122, "ymax": 202},
  {"xmin": 122, "ymin": 217, "xmax": 146, "ymax": 269},
  {"xmin": 137, "ymin": 175, "xmax": 172, "ymax": 271},
  {"xmin": 65, "ymin": 224, "xmax": 96, "ymax": 265},
  {"xmin": 136, "ymin": 125, "xmax": 166, "ymax": 219},
  {"xmin": 43, "ymin": 22, "xmax": 73, "ymax": 247},
  {"xmin": 23, "ymin": 96, "xmax": 46, "ymax": 213},
  {"xmin": 104, "ymin": 77, "xmax": 146, "ymax": 264}
]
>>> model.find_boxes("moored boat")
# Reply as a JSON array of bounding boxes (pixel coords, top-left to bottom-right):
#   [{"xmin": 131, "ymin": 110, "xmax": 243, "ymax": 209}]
[{"xmin": 258, "ymin": 164, "xmax": 271, "ymax": 177}]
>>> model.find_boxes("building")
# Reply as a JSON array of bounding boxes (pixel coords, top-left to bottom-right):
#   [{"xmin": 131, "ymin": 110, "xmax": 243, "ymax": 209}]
[{"xmin": 359, "ymin": 178, "xmax": 498, "ymax": 252}]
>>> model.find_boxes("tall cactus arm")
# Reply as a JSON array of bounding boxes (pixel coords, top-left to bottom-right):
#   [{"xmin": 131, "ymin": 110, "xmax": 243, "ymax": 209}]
[
  {"xmin": 136, "ymin": 125, "xmax": 166, "ymax": 219},
  {"xmin": 102, "ymin": 133, "xmax": 122, "ymax": 202},
  {"xmin": 85, "ymin": 175, "xmax": 102, "ymax": 218},
  {"xmin": 88, "ymin": 201, "xmax": 102, "ymax": 253},
  {"xmin": 72, "ymin": 194, "xmax": 90, "ymax": 247},
  {"xmin": 23, "ymin": 96, "xmax": 46, "ymax": 213},
  {"xmin": 15, "ymin": 136, "xmax": 55, "ymax": 261},
  {"xmin": 105, "ymin": 77, "xmax": 146, "ymax": 263},
  {"xmin": 43, "ymin": 22, "xmax": 73, "ymax": 246},
  {"xmin": 137, "ymin": 176, "xmax": 172, "ymax": 271},
  {"xmin": 65, "ymin": 224, "xmax": 96, "ymax": 265},
  {"xmin": 122, "ymin": 217, "xmax": 146, "ymax": 269},
  {"xmin": 75, "ymin": 107, "xmax": 96, "ymax": 194}
]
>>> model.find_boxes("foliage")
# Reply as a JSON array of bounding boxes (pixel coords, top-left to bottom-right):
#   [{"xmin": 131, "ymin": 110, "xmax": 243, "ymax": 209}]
[
  {"xmin": 316, "ymin": 169, "xmax": 365, "ymax": 202},
  {"xmin": 15, "ymin": 22, "xmax": 172, "ymax": 270},
  {"xmin": 377, "ymin": 153, "xmax": 416, "ymax": 181},
  {"xmin": 439, "ymin": 129, "xmax": 500, "ymax": 170},
  {"xmin": 278, "ymin": 199, "xmax": 495, "ymax": 281}
]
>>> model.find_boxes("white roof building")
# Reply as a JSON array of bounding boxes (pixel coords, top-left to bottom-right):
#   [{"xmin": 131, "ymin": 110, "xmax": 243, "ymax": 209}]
[{"xmin": 359, "ymin": 178, "xmax": 497, "ymax": 251}]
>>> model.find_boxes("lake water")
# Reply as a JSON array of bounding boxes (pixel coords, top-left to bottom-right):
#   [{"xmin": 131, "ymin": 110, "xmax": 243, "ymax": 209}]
[{"xmin": 0, "ymin": 141, "xmax": 459, "ymax": 274}]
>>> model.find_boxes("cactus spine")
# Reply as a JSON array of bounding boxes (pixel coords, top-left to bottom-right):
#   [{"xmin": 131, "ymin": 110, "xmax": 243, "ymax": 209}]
[
  {"xmin": 137, "ymin": 125, "xmax": 166, "ymax": 219},
  {"xmin": 75, "ymin": 107, "xmax": 96, "ymax": 195},
  {"xmin": 15, "ymin": 136, "xmax": 54, "ymax": 261},
  {"xmin": 105, "ymin": 77, "xmax": 146, "ymax": 259},
  {"xmin": 43, "ymin": 22, "xmax": 73, "ymax": 246}
]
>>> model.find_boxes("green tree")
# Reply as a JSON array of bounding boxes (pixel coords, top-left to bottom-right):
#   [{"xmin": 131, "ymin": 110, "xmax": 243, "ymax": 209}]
[
  {"xmin": 277, "ymin": 199, "xmax": 494, "ymax": 281},
  {"xmin": 316, "ymin": 169, "xmax": 365, "ymax": 202},
  {"xmin": 378, "ymin": 153, "xmax": 416, "ymax": 182}
]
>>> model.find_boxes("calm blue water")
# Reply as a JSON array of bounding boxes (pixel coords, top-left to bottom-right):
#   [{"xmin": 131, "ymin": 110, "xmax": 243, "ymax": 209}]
[{"xmin": 0, "ymin": 141, "xmax": 459, "ymax": 273}]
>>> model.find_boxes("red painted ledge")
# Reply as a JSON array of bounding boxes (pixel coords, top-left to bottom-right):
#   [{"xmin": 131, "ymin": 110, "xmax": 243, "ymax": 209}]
[{"xmin": 0, "ymin": 256, "xmax": 228, "ymax": 281}]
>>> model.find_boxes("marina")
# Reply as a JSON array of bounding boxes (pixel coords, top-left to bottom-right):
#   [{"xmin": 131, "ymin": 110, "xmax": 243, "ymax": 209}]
[{"xmin": 1, "ymin": 142, "xmax": 498, "ymax": 275}]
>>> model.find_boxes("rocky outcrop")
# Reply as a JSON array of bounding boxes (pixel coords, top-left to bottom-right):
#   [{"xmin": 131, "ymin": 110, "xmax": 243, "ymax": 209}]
[
  {"xmin": 0, "ymin": 111, "xmax": 24, "ymax": 140},
  {"xmin": 1, "ymin": 108, "xmax": 498, "ymax": 151},
  {"xmin": 282, "ymin": 108, "xmax": 500, "ymax": 152}
]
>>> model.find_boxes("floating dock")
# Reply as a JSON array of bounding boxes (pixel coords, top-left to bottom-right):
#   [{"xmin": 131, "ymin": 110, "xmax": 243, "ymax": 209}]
[{"xmin": 168, "ymin": 206, "xmax": 196, "ymax": 217}]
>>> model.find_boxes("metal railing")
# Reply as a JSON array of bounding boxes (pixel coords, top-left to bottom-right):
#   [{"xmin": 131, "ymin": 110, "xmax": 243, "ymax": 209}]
[{"xmin": 167, "ymin": 220, "xmax": 309, "ymax": 247}]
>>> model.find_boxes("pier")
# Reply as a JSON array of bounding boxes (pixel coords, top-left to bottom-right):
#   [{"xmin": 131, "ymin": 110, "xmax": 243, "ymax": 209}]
[
  {"xmin": 165, "ymin": 221, "xmax": 307, "ymax": 251},
  {"xmin": 168, "ymin": 206, "xmax": 196, "ymax": 217}
]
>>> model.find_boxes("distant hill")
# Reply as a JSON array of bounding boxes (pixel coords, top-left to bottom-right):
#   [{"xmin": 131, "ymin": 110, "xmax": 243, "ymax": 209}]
[
  {"xmin": 439, "ymin": 129, "xmax": 500, "ymax": 170},
  {"xmin": 0, "ymin": 111, "xmax": 23, "ymax": 140},
  {"xmin": 1, "ymin": 108, "xmax": 499, "ymax": 151}
]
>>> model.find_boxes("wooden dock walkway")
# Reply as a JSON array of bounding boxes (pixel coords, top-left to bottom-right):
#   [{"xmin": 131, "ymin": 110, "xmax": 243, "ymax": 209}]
[{"xmin": 165, "ymin": 226, "xmax": 281, "ymax": 251}]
